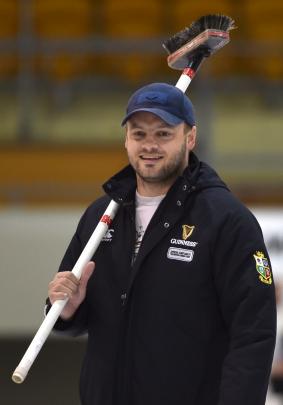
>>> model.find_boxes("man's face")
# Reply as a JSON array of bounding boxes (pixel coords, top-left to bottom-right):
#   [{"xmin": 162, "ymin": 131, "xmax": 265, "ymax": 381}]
[{"xmin": 125, "ymin": 112, "xmax": 196, "ymax": 192}]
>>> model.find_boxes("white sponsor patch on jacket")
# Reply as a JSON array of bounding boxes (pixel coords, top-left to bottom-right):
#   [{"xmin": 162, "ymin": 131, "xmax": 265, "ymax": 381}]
[
  {"xmin": 167, "ymin": 247, "xmax": 194, "ymax": 262},
  {"xmin": 102, "ymin": 229, "xmax": 114, "ymax": 242}
]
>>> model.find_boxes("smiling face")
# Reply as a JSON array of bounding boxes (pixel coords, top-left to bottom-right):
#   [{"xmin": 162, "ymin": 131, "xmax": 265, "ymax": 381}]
[{"xmin": 125, "ymin": 111, "xmax": 196, "ymax": 196}]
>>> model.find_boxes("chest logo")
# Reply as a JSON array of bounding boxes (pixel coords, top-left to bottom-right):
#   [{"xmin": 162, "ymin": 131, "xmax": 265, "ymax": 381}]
[
  {"xmin": 253, "ymin": 251, "xmax": 272, "ymax": 285},
  {"xmin": 102, "ymin": 229, "xmax": 114, "ymax": 242},
  {"xmin": 182, "ymin": 225, "xmax": 195, "ymax": 240},
  {"xmin": 167, "ymin": 247, "xmax": 194, "ymax": 262}
]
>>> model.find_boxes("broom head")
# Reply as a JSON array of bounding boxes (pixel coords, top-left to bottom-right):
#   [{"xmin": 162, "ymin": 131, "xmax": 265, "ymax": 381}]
[{"xmin": 163, "ymin": 14, "xmax": 235, "ymax": 70}]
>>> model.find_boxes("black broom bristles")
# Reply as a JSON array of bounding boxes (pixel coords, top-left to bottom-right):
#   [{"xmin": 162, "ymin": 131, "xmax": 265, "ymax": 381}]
[{"xmin": 163, "ymin": 14, "xmax": 236, "ymax": 54}]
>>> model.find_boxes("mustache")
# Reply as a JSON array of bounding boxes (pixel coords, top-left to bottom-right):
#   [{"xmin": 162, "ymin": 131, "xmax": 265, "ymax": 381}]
[{"xmin": 140, "ymin": 146, "xmax": 162, "ymax": 153}]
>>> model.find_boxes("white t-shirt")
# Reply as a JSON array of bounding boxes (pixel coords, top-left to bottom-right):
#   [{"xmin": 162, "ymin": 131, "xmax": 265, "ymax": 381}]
[{"xmin": 132, "ymin": 191, "xmax": 165, "ymax": 262}]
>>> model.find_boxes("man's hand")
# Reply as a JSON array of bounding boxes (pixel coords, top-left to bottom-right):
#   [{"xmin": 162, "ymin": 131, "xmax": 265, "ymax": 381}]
[{"xmin": 48, "ymin": 261, "xmax": 95, "ymax": 320}]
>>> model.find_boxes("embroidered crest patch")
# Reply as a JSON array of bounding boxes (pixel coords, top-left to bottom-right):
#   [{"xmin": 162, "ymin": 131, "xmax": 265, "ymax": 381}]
[{"xmin": 253, "ymin": 251, "xmax": 272, "ymax": 285}]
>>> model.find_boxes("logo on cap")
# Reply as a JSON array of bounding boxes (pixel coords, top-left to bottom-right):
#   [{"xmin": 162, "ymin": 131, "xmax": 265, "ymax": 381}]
[{"xmin": 137, "ymin": 92, "xmax": 168, "ymax": 106}]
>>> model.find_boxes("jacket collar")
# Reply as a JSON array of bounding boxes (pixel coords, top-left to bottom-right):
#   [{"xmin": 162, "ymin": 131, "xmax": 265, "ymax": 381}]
[
  {"xmin": 103, "ymin": 164, "xmax": 137, "ymax": 204},
  {"xmin": 102, "ymin": 152, "xmax": 227, "ymax": 204}
]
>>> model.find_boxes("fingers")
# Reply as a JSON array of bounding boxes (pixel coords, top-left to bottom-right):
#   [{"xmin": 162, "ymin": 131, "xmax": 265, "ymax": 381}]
[
  {"xmin": 48, "ymin": 262, "xmax": 95, "ymax": 305},
  {"xmin": 80, "ymin": 261, "xmax": 95, "ymax": 290},
  {"xmin": 57, "ymin": 271, "xmax": 80, "ymax": 285},
  {"xmin": 49, "ymin": 291, "xmax": 69, "ymax": 302},
  {"xmin": 48, "ymin": 271, "xmax": 78, "ymax": 304}
]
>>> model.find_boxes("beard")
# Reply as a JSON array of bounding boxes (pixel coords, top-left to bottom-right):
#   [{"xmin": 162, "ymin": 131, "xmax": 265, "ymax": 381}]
[{"xmin": 128, "ymin": 140, "xmax": 188, "ymax": 187}]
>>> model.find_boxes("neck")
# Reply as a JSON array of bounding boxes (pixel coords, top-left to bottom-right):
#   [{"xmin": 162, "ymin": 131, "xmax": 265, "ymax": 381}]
[{"xmin": 136, "ymin": 177, "xmax": 175, "ymax": 197}]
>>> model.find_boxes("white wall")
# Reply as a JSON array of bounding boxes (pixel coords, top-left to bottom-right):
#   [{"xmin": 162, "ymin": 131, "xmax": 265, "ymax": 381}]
[{"xmin": 0, "ymin": 207, "xmax": 83, "ymax": 335}]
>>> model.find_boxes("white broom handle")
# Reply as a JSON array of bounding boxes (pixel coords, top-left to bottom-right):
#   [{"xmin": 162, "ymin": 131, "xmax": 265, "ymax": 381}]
[
  {"xmin": 12, "ymin": 199, "xmax": 119, "ymax": 384},
  {"xmin": 175, "ymin": 67, "xmax": 195, "ymax": 93},
  {"xmin": 175, "ymin": 74, "xmax": 192, "ymax": 92}
]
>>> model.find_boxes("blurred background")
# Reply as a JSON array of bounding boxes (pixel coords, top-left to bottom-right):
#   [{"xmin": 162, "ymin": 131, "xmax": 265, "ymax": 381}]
[{"xmin": 0, "ymin": 0, "xmax": 282, "ymax": 404}]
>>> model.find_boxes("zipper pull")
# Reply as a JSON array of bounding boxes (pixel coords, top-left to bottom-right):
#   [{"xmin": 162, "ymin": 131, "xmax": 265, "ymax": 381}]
[{"xmin": 121, "ymin": 293, "xmax": 127, "ymax": 306}]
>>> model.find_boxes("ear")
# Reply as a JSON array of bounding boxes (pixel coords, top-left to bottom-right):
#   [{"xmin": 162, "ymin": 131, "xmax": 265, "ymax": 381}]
[
  {"xmin": 124, "ymin": 127, "xmax": 128, "ymax": 149},
  {"xmin": 187, "ymin": 126, "xmax": 197, "ymax": 150}
]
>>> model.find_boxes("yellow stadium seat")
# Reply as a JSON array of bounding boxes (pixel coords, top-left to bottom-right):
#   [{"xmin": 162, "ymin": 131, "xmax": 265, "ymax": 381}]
[
  {"xmin": 171, "ymin": 1, "xmax": 233, "ymax": 33},
  {"xmin": 0, "ymin": 55, "xmax": 19, "ymax": 77},
  {"xmin": 0, "ymin": 1, "xmax": 19, "ymax": 77},
  {"xmin": 103, "ymin": 0, "xmax": 162, "ymax": 37},
  {"xmin": 244, "ymin": 0, "xmax": 283, "ymax": 79},
  {"xmin": 32, "ymin": 0, "xmax": 94, "ymax": 38},
  {"xmin": 31, "ymin": 0, "xmax": 95, "ymax": 81},
  {"xmin": 92, "ymin": 0, "xmax": 164, "ymax": 83},
  {"xmin": 0, "ymin": 1, "xmax": 19, "ymax": 37},
  {"xmin": 245, "ymin": 1, "xmax": 283, "ymax": 40},
  {"xmin": 90, "ymin": 52, "xmax": 165, "ymax": 84}
]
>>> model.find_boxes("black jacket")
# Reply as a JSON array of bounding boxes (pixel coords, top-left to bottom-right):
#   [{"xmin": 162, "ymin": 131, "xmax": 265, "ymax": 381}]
[{"xmin": 52, "ymin": 153, "xmax": 276, "ymax": 405}]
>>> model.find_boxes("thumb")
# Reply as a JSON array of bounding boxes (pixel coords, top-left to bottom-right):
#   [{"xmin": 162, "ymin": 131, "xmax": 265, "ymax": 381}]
[{"xmin": 79, "ymin": 261, "xmax": 95, "ymax": 290}]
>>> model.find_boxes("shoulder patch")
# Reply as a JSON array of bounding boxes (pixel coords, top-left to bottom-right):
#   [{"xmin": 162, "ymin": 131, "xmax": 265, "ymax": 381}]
[{"xmin": 253, "ymin": 251, "xmax": 272, "ymax": 285}]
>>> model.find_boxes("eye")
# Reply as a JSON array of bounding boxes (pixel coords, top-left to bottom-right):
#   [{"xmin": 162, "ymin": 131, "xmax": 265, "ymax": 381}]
[
  {"xmin": 131, "ymin": 130, "xmax": 145, "ymax": 139},
  {"xmin": 158, "ymin": 131, "xmax": 171, "ymax": 138}
]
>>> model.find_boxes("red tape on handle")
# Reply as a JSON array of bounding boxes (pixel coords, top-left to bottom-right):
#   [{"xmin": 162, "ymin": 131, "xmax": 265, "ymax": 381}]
[
  {"xmin": 183, "ymin": 67, "xmax": 195, "ymax": 79},
  {"xmin": 100, "ymin": 215, "xmax": 112, "ymax": 226}
]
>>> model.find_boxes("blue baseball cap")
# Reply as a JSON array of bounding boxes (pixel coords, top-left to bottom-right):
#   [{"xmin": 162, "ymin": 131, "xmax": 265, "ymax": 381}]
[{"xmin": 121, "ymin": 82, "xmax": 195, "ymax": 127}]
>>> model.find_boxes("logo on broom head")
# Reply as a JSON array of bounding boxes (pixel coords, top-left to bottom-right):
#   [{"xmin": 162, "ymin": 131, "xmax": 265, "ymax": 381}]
[{"xmin": 253, "ymin": 251, "xmax": 272, "ymax": 285}]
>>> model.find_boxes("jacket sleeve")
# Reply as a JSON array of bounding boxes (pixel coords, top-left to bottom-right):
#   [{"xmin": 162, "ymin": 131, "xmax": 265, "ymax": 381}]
[
  {"xmin": 47, "ymin": 208, "xmax": 92, "ymax": 337},
  {"xmin": 213, "ymin": 206, "xmax": 277, "ymax": 405}
]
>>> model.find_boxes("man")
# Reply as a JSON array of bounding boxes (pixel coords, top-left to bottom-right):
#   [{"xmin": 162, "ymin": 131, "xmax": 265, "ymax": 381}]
[{"xmin": 47, "ymin": 83, "xmax": 276, "ymax": 405}]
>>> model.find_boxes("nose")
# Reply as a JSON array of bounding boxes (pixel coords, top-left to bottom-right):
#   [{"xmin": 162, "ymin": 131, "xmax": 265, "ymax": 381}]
[{"xmin": 141, "ymin": 136, "xmax": 159, "ymax": 152}]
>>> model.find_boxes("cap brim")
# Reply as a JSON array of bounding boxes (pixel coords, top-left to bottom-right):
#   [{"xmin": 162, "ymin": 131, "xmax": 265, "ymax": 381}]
[{"xmin": 121, "ymin": 108, "xmax": 183, "ymax": 126}]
